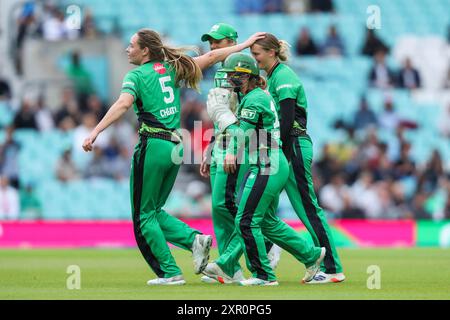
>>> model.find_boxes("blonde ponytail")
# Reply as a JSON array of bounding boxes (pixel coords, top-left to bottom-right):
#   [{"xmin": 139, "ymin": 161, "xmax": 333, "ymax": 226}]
[
  {"xmin": 162, "ymin": 45, "xmax": 203, "ymax": 91},
  {"xmin": 137, "ymin": 29, "xmax": 203, "ymax": 91},
  {"xmin": 278, "ymin": 40, "xmax": 291, "ymax": 62}
]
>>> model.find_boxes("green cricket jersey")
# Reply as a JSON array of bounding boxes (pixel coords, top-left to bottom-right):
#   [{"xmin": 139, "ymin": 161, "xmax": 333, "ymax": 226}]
[
  {"xmin": 121, "ymin": 61, "xmax": 181, "ymax": 130},
  {"xmin": 227, "ymin": 87, "xmax": 281, "ymax": 165},
  {"xmin": 267, "ymin": 63, "xmax": 308, "ymax": 131}
]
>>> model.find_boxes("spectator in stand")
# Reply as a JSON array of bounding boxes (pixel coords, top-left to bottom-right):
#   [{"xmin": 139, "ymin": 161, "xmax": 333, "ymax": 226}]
[
  {"xmin": 321, "ymin": 25, "xmax": 345, "ymax": 56},
  {"xmin": 319, "ymin": 173, "xmax": 354, "ymax": 218},
  {"xmin": 42, "ymin": 6, "xmax": 68, "ymax": 41},
  {"xmin": 283, "ymin": 0, "xmax": 309, "ymax": 14},
  {"xmin": 55, "ymin": 149, "xmax": 80, "ymax": 182},
  {"xmin": 368, "ymin": 49, "xmax": 396, "ymax": 89},
  {"xmin": 309, "ymin": 0, "xmax": 334, "ymax": 12},
  {"xmin": 417, "ymin": 150, "xmax": 444, "ymax": 194},
  {"xmin": 65, "ymin": 51, "xmax": 94, "ymax": 107},
  {"xmin": 437, "ymin": 103, "xmax": 450, "ymax": 138},
  {"xmin": 350, "ymin": 171, "xmax": 383, "ymax": 219},
  {"xmin": 83, "ymin": 93, "xmax": 107, "ymax": 119},
  {"xmin": 0, "ymin": 76, "xmax": 12, "ymax": 101},
  {"xmin": 13, "ymin": 99, "xmax": 38, "ymax": 130},
  {"xmin": 356, "ymin": 128, "xmax": 380, "ymax": 167},
  {"xmin": 353, "ymin": 95, "xmax": 378, "ymax": 131},
  {"xmin": 443, "ymin": 66, "xmax": 450, "ymax": 89},
  {"xmin": 294, "ymin": 27, "xmax": 318, "ymax": 56},
  {"xmin": 72, "ymin": 112, "xmax": 111, "ymax": 170},
  {"xmin": 397, "ymin": 57, "xmax": 421, "ymax": 89},
  {"xmin": 83, "ymin": 146, "xmax": 111, "ymax": 180},
  {"xmin": 181, "ymin": 94, "xmax": 205, "ymax": 132},
  {"xmin": 19, "ymin": 183, "xmax": 42, "ymax": 220},
  {"xmin": 15, "ymin": 2, "xmax": 36, "ymax": 75},
  {"xmin": 55, "ymin": 87, "xmax": 81, "ymax": 130},
  {"xmin": 109, "ymin": 146, "xmax": 131, "ymax": 181},
  {"xmin": 263, "ymin": 0, "xmax": 284, "ymax": 13},
  {"xmin": 378, "ymin": 98, "xmax": 400, "ymax": 131},
  {"xmin": 0, "ymin": 175, "xmax": 20, "ymax": 220},
  {"xmin": 0, "ymin": 126, "xmax": 20, "ymax": 189},
  {"xmin": 393, "ymin": 142, "xmax": 416, "ymax": 180},
  {"xmin": 314, "ymin": 143, "xmax": 341, "ymax": 184},
  {"xmin": 361, "ymin": 29, "xmax": 389, "ymax": 57},
  {"xmin": 35, "ymin": 95, "xmax": 55, "ymax": 132},
  {"xmin": 234, "ymin": 0, "xmax": 265, "ymax": 14},
  {"xmin": 80, "ymin": 9, "xmax": 99, "ymax": 39},
  {"xmin": 371, "ymin": 142, "xmax": 393, "ymax": 180}
]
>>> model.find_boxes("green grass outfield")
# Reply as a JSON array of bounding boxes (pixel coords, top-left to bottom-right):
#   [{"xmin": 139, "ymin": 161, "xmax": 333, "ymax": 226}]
[{"xmin": 1, "ymin": 248, "xmax": 449, "ymax": 300}]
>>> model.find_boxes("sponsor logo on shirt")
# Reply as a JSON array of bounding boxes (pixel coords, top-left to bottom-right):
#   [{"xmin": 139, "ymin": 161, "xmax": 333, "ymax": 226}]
[
  {"xmin": 160, "ymin": 106, "xmax": 178, "ymax": 118},
  {"xmin": 240, "ymin": 108, "xmax": 256, "ymax": 120},
  {"xmin": 276, "ymin": 84, "xmax": 293, "ymax": 91},
  {"xmin": 153, "ymin": 63, "xmax": 166, "ymax": 75},
  {"xmin": 122, "ymin": 81, "xmax": 135, "ymax": 87}
]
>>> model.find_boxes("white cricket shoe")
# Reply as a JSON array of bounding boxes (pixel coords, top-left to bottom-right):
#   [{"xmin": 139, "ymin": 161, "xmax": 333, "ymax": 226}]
[
  {"xmin": 267, "ymin": 244, "xmax": 282, "ymax": 270},
  {"xmin": 239, "ymin": 278, "xmax": 279, "ymax": 286},
  {"xmin": 305, "ymin": 271, "xmax": 346, "ymax": 284},
  {"xmin": 302, "ymin": 247, "xmax": 326, "ymax": 283},
  {"xmin": 202, "ymin": 262, "xmax": 235, "ymax": 284},
  {"xmin": 192, "ymin": 234, "xmax": 212, "ymax": 274},
  {"xmin": 201, "ymin": 267, "xmax": 245, "ymax": 284},
  {"xmin": 147, "ymin": 275, "xmax": 186, "ymax": 286}
]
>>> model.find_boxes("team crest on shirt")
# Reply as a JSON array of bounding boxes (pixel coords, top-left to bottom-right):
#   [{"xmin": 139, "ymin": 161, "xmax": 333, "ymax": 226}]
[{"xmin": 153, "ymin": 63, "xmax": 166, "ymax": 75}]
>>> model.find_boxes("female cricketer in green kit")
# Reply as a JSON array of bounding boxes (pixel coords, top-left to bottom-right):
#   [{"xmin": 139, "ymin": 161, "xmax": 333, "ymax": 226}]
[
  {"xmin": 199, "ymin": 23, "xmax": 281, "ymax": 284},
  {"xmin": 250, "ymin": 34, "xmax": 345, "ymax": 283},
  {"xmin": 82, "ymin": 29, "xmax": 265, "ymax": 285},
  {"xmin": 203, "ymin": 53, "xmax": 325, "ymax": 286}
]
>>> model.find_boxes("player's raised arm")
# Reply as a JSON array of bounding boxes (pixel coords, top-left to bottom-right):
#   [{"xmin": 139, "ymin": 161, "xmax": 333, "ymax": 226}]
[
  {"xmin": 193, "ymin": 32, "xmax": 266, "ymax": 70},
  {"xmin": 82, "ymin": 92, "xmax": 134, "ymax": 152}
]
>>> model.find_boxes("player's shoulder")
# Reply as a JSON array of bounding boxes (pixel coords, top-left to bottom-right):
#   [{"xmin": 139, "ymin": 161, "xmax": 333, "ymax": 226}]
[
  {"xmin": 272, "ymin": 64, "xmax": 301, "ymax": 90},
  {"xmin": 124, "ymin": 67, "xmax": 142, "ymax": 81},
  {"xmin": 274, "ymin": 63, "xmax": 299, "ymax": 80},
  {"xmin": 243, "ymin": 88, "xmax": 271, "ymax": 107}
]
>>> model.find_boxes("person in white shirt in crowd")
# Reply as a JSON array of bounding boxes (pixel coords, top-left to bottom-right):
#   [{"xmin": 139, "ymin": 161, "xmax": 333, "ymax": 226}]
[
  {"xmin": 0, "ymin": 175, "xmax": 20, "ymax": 220},
  {"xmin": 397, "ymin": 57, "xmax": 421, "ymax": 90},
  {"xmin": 350, "ymin": 171, "xmax": 383, "ymax": 219},
  {"xmin": 368, "ymin": 49, "xmax": 395, "ymax": 89},
  {"xmin": 319, "ymin": 174, "xmax": 353, "ymax": 218},
  {"xmin": 35, "ymin": 95, "xmax": 55, "ymax": 132},
  {"xmin": 378, "ymin": 98, "xmax": 400, "ymax": 131},
  {"xmin": 437, "ymin": 103, "xmax": 450, "ymax": 138}
]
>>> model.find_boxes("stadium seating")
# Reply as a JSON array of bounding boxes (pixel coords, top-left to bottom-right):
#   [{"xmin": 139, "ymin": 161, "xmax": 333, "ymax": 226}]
[{"xmin": 3, "ymin": 0, "xmax": 448, "ymax": 219}]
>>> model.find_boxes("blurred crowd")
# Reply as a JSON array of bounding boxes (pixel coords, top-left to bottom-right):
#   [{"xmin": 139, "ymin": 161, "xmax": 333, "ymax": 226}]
[
  {"xmin": 1, "ymin": 0, "xmax": 449, "ymax": 220},
  {"xmin": 313, "ymin": 110, "xmax": 449, "ymax": 220},
  {"xmin": 13, "ymin": 1, "xmax": 111, "ymax": 75},
  {"xmin": 235, "ymin": 0, "xmax": 334, "ymax": 14}
]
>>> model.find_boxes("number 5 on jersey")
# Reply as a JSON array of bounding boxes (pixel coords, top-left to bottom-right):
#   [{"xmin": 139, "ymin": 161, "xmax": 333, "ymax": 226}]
[{"xmin": 159, "ymin": 76, "xmax": 174, "ymax": 104}]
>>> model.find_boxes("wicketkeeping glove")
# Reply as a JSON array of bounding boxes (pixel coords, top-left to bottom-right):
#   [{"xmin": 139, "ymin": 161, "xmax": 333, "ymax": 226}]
[{"xmin": 206, "ymin": 88, "xmax": 237, "ymax": 133}]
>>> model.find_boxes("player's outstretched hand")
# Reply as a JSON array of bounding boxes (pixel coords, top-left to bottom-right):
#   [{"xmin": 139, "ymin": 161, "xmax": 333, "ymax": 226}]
[
  {"xmin": 242, "ymin": 32, "xmax": 266, "ymax": 48},
  {"xmin": 82, "ymin": 131, "xmax": 98, "ymax": 152}
]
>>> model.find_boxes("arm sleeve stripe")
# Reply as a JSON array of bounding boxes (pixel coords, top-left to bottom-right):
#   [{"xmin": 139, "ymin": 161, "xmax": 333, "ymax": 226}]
[
  {"xmin": 122, "ymin": 87, "xmax": 138, "ymax": 96},
  {"xmin": 240, "ymin": 118, "xmax": 258, "ymax": 126}
]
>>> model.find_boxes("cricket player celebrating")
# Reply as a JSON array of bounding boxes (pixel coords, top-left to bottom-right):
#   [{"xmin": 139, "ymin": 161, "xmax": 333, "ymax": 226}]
[
  {"xmin": 203, "ymin": 52, "xmax": 326, "ymax": 286},
  {"xmin": 251, "ymin": 33, "xmax": 345, "ymax": 283},
  {"xmin": 199, "ymin": 23, "xmax": 281, "ymax": 284},
  {"xmin": 82, "ymin": 29, "xmax": 265, "ymax": 285}
]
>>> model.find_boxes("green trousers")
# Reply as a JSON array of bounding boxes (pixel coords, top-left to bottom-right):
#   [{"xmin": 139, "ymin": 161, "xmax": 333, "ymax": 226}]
[
  {"xmin": 130, "ymin": 136, "xmax": 200, "ymax": 278},
  {"xmin": 285, "ymin": 135, "xmax": 343, "ymax": 274},
  {"xmin": 217, "ymin": 149, "xmax": 322, "ymax": 281},
  {"xmin": 210, "ymin": 141, "xmax": 274, "ymax": 276}
]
